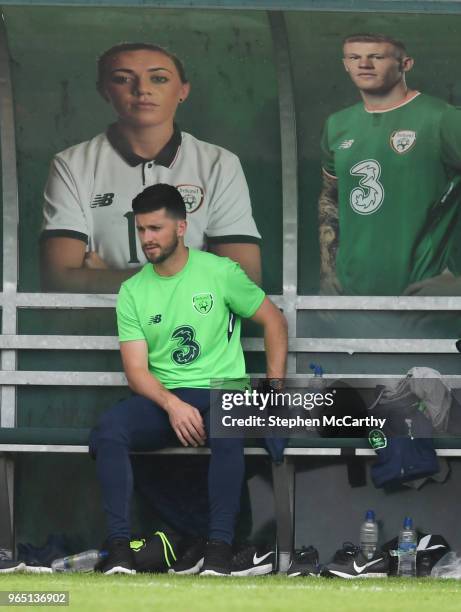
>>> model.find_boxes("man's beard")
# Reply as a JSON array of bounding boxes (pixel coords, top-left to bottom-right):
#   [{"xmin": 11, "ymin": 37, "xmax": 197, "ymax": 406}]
[{"xmin": 144, "ymin": 234, "xmax": 179, "ymax": 264}]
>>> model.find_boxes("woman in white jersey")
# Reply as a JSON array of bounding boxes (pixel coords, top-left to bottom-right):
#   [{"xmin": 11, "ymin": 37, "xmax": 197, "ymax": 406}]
[{"xmin": 41, "ymin": 42, "xmax": 261, "ymax": 292}]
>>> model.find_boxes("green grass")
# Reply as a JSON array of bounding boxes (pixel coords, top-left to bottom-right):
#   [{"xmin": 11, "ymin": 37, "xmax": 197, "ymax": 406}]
[{"xmin": 1, "ymin": 574, "xmax": 461, "ymax": 612}]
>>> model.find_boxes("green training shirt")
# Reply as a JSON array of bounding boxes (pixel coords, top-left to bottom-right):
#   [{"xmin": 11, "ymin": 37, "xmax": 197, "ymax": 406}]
[
  {"xmin": 116, "ymin": 248, "xmax": 265, "ymax": 388},
  {"xmin": 321, "ymin": 92, "xmax": 461, "ymax": 295}
]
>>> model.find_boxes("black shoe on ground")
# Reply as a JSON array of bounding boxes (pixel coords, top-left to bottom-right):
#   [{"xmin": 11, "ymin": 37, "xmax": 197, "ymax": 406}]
[
  {"xmin": 231, "ymin": 544, "xmax": 275, "ymax": 577},
  {"xmin": 321, "ymin": 542, "xmax": 388, "ymax": 579},
  {"xmin": 98, "ymin": 539, "xmax": 135, "ymax": 575},
  {"xmin": 287, "ymin": 545, "xmax": 320, "ymax": 577},
  {"xmin": 168, "ymin": 538, "xmax": 206, "ymax": 575},
  {"xmin": 0, "ymin": 559, "xmax": 25, "ymax": 573},
  {"xmin": 17, "ymin": 534, "xmax": 69, "ymax": 569},
  {"xmin": 200, "ymin": 540, "xmax": 232, "ymax": 576}
]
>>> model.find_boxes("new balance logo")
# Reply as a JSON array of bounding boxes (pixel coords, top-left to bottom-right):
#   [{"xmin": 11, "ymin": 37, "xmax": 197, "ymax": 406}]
[
  {"xmin": 338, "ymin": 139, "xmax": 354, "ymax": 149},
  {"xmin": 148, "ymin": 314, "xmax": 162, "ymax": 325},
  {"xmin": 90, "ymin": 193, "xmax": 115, "ymax": 208}
]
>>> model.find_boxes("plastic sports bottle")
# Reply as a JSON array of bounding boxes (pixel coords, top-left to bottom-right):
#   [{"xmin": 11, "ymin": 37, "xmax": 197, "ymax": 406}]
[
  {"xmin": 309, "ymin": 363, "xmax": 324, "ymax": 380},
  {"xmin": 309, "ymin": 363, "xmax": 325, "ymax": 390},
  {"xmin": 51, "ymin": 549, "xmax": 107, "ymax": 573},
  {"xmin": 360, "ymin": 510, "xmax": 379, "ymax": 560},
  {"xmin": 397, "ymin": 517, "xmax": 417, "ymax": 577}
]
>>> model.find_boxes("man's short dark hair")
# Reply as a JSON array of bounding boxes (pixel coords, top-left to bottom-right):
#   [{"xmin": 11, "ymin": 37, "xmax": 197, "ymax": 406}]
[
  {"xmin": 132, "ymin": 184, "xmax": 186, "ymax": 219},
  {"xmin": 97, "ymin": 42, "xmax": 188, "ymax": 85},
  {"xmin": 343, "ymin": 33, "xmax": 408, "ymax": 59}
]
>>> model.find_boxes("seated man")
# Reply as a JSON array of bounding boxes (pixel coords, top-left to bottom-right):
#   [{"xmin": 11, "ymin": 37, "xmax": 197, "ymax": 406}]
[{"xmin": 89, "ymin": 184, "xmax": 287, "ymax": 576}]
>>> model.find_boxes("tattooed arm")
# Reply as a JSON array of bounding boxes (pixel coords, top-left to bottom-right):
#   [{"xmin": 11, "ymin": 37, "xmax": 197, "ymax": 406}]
[{"xmin": 319, "ymin": 171, "xmax": 342, "ymax": 295}]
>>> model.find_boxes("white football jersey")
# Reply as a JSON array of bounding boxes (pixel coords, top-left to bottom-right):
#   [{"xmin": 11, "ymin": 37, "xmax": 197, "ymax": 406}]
[{"xmin": 42, "ymin": 125, "xmax": 261, "ymax": 269}]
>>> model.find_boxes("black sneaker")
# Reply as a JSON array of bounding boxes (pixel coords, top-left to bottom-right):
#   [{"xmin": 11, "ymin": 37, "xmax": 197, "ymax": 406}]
[
  {"xmin": 17, "ymin": 534, "xmax": 69, "ymax": 569},
  {"xmin": 200, "ymin": 540, "xmax": 232, "ymax": 576},
  {"xmin": 98, "ymin": 539, "xmax": 135, "ymax": 575},
  {"xmin": 322, "ymin": 542, "xmax": 388, "ymax": 579},
  {"xmin": 168, "ymin": 538, "xmax": 206, "ymax": 575},
  {"xmin": 231, "ymin": 545, "xmax": 275, "ymax": 577},
  {"xmin": 287, "ymin": 545, "xmax": 320, "ymax": 577},
  {"xmin": 0, "ymin": 559, "xmax": 25, "ymax": 574}
]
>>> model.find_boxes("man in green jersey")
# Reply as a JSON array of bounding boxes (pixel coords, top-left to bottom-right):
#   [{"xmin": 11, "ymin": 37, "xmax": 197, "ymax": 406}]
[
  {"xmin": 319, "ymin": 33, "xmax": 461, "ymax": 296},
  {"xmin": 89, "ymin": 183, "xmax": 287, "ymax": 576}
]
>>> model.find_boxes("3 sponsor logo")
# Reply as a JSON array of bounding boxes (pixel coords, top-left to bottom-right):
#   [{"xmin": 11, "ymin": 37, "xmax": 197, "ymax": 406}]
[{"xmin": 349, "ymin": 159, "xmax": 385, "ymax": 215}]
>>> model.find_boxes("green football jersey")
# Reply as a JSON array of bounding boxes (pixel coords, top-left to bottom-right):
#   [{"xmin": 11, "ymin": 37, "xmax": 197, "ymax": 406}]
[
  {"xmin": 321, "ymin": 93, "xmax": 461, "ymax": 295},
  {"xmin": 116, "ymin": 249, "xmax": 265, "ymax": 389}
]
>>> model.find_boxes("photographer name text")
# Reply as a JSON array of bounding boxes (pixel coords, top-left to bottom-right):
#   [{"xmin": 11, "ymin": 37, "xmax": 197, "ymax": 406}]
[{"xmin": 221, "ymin": 415, "xmax": 386, "ymax": 429}]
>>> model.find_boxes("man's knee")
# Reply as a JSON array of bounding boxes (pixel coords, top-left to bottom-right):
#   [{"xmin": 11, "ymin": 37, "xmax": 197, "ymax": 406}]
[{"xmin": 89, "ymin": 403, "xmax": 132, "ymax": 457}]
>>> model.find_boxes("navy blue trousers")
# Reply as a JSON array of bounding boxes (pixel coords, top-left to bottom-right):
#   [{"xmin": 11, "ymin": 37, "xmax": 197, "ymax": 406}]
[{"xmin": 89, "ymin": 389, "xmax": 244, "ymax": 545}]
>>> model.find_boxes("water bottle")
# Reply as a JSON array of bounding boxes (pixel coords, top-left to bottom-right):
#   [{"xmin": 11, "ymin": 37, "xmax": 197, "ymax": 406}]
[
  {"xmin": 51, "ymin": 549, "xmax": 107, "ymax": 573},
  {"xmin": 309, "ymin": 363, "xmax": 324, "ymax": 389},
  {"xmin": 360, "ymin": 509, "xmax": 378, "ymax": 560},
  {"xmin": 397, "ymin": 517, "xmax": 417, "ymax": 577},
  {"xmin": 309, "ymin": 363, "xmax": 324, "ymax": 378}
]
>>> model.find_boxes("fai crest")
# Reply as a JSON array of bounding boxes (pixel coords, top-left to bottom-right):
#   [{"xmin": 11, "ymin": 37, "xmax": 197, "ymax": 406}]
[
  {"xmin": 177, "ymin": 184, "xmax": 204, "ymax": 213},
  {"xmin": 368, "ymin": 429, "xmax": 387, "ymax": 450},
  {"xmin": 390, "ymin": 130, "xmax": 416, "ymax": 154},
  {"xmin": 192, "ymin": 293, "xmax": 214, "ymax": 315}
]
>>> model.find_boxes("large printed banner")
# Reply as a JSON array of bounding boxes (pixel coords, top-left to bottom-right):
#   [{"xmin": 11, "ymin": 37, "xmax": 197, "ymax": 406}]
[{"xmin": 2, "ymin": 6, "xmax": 460, "ymax": 298}]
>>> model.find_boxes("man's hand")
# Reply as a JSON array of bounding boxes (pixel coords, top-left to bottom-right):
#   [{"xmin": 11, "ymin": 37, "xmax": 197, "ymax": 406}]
[
  {"xmin": 84, "ymin": 251, "xmax": 109, "ymax": 270},
  {"xmin": 403, "ymin": 270, "xmax": 461, "ymax": 296},
  {"xmin": 120, "ymin": 340, "xmax": 206, "ymax": 447},
  {"xmin": 165, "ymin": 396, "xmax": 206, "ymax": 447}
]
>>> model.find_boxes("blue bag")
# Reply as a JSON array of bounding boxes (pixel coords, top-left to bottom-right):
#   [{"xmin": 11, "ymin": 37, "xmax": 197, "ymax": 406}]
[{"xmin": 368, "ymin": 387, "xmax": 439, "ymax": 488}]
